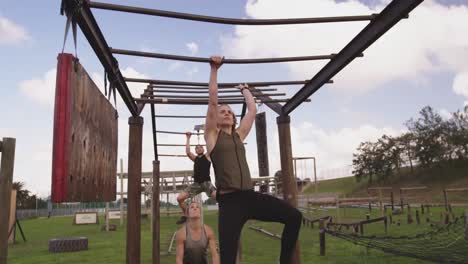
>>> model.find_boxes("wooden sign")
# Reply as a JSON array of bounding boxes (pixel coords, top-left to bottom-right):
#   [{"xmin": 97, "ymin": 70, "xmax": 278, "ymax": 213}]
[
  {"xmin": 51, "ymin": 53, "xmax": 118, "ymax": 202},
  {"xmin": 107, "ymin": 210, "xmax": 123, "ymax": 220},
  {"xmin": 73, "ymin": 212, "xmax": 99, "ymax": 225}
]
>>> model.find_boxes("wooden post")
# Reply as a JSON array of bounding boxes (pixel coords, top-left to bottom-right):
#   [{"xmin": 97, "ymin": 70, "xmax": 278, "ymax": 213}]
[
  {"xmin": 378, "ymin": 189, "xmax": 383, "ymax": 216},
  {"xmin": 360, "ymin": 223, "xmax": 364, "ymax": 235},
  {"xmin": 368, "ymin": 202, "xmax": 372, "ymax": 213},
  {"xmin": 126, "ymin": 116, "xmax": 143, "ymax": 264},
  {"xmin": 152, "ymin": 160, "xmax": 160, "ymax": 264},
  {"xmin": 443, "ymin": 190, "xmax": 448, "ymax": 212},
  {"xmin": 313, "ymin": 157, "xmax": 317, "ymax": 194},
  {"xmin": 407, "ymin": 205, "xmax": 413, "ymax": 224},
  {"xmin": 0, "ymin": 138, "xmax": 15, "ymax": 264},
  {"xmin": 415, "ymin": 210, "xmax": 420, "ymax": 225},
  {"xmin": 421, "ymin": 204, "xmax": 424, "ymax": 215},
  {"xmin": 8, "ymin": 190, "xmax": 17, "ymax": 244},
  {"xmin": 464, "ymin": 211, "xmax": 468, "ymax": 240},
  {"xmin": 390, "ymin": 191, "xmax": 394, "ymax": 211},
  {"xmin": 336, "ymin": 195, "xmax": 340, "ymax": 222},
  {"xmin": 384, "ymin": 216, "xmax": 388, "ymax": 234},
  {"xmin": 255, "ymin": 112, "xmax": 270, "ymax": 178},
  {"xmin": 105, "ymin": 202, "xmax": 110, "ymax": 231},
  {"xmin": 120, "ymin": 158, "xmax": 124, "ymax": 227},
  {"xmin": 319, "ymin": 220, "xmax": 325, "ymax": 256},
  {"xmin": 276, "ymin": 115, "xmax": 301, "ymax": 264},
  {"xmin": 166, "ymin": 193, "xmax": 169, "ymax": 216},
  {"xmin": 399, "ymin": 189, "xmax": 404, "ymax": 212}
]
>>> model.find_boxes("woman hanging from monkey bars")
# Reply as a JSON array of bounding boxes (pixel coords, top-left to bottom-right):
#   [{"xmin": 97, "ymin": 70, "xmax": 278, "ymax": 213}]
[{"xmin": 204, "ymin": 56, "xmax": 302, "ymax": 264}]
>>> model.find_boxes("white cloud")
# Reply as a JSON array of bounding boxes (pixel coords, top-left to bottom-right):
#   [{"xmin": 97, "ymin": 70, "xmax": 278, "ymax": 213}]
[
  {"xmin": 439, "ymin": 108, "xmax": 452, "ymax": 119},
  {"xmin": 221, "ymin": 0, "xmax": 468, "ymax": 93},
  {"xmin": 268, "ymin": 121, "xmax": 399, "ymax": 180},
  {"xmin": 186, "ymin": 42, "xmax": 199, "ymax": 55},
  {"xmin": 0, "ymin": 16, "xmax": 30, "ymax": 45},
  {"xmin": 169, "ymin": 61, "xmax": 183, "ymax": 72},
  {"xmin": 453, "ymin": 70, "xmax": 468, "ymax": 97},
  {"xmin": 121, "ymin": 66, "xmax": 149, "ymax": 92},
  {"xmin": 19, "ymin": 68, "xmax": 56, "ymax": 107},
  {"xmin": 186, "ymin": 67, "xmax": 199, "ymax": 78}
]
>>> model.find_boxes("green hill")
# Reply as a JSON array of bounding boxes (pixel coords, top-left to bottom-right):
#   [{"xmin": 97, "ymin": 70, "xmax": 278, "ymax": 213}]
[{"xmin": 302, "ymin": 159, "xmax": 468, "ymax": 203}]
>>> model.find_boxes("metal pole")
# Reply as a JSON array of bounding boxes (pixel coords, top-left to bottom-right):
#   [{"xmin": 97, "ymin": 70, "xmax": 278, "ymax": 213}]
[
  {"xmin": 126, "ymin": 78, "xmax": 319, "ymax": 87},
  {"xmin": 0, "ymin": 138, "xmax": 16, "ymax": 264},
  {"xmin": 152, "ymin": 160, "xmax": 160, "ymax": 264},
  {"xmin": 112, "ymin": 48, "xmax": 344, "ymax": 64},
  {"xmin": 120, "ymin": 158, "xmax": 124, "ymax": 227},
  {"xmin": 89, "ymin": 1, "xmax": 376, "ymax": 25},
  {"xmin": 313, "ymin": 157, "xmax": 317, "ymax": 194},
  {"xmin": 126, "ymin": 116, "xmax": 143, "ymax": 264}
]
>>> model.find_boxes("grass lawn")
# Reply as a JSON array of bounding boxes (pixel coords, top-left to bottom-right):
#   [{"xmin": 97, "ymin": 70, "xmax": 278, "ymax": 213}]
[{"xmin": 8, "ymin": 205, "xmax": 466, "ymax": 264}]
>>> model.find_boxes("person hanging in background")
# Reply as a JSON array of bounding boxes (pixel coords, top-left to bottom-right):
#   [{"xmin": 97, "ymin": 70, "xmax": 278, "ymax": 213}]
[{"xmin": 176, "ymin": 132, "xmax": 216, "ymax": 224}]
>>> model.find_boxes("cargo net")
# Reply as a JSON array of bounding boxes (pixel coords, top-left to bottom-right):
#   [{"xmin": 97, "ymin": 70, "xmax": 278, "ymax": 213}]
[{"xmin": 324, "ymin": 217, "xmax": 468, "ymax": 264}]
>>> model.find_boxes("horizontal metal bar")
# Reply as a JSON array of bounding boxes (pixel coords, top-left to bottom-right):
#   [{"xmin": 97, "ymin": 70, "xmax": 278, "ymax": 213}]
[
  {"xmin": 156, "ymin": 130, "xmax": 204, "ymax": 135},
  {"xmin": 400, "ymin": 186, "xmax": 427, "ymax": 191},
  {"xmin": 90, "ymin": 1, "xmax": 376, "ymax": 25},
  {"xmin": 158, "ymin": 144, "xmax": 205, "ymax": 147},
  {"xmin": 155, "ymin": 114, "xmax": 241, "ymax": 119},
  {"xmin": 135, "ymin": 98, "xmax": 310, "ymax": 105},
  {"xmin": 158, "ymin": 154, "xmax": 187, "ymax": 157},
  {"xmin": 145, "ymin": 93, "xmax": 286, "ymax": 99},
  {"xmin": 444, "ymin": 188, "xmax": 468, "ymax": 193},
  {"xmin": 112, "ymin": 48, "xmax": 344, "ymax": 63},
  {"xmin": 368, "ymin": 187, "xmax": 393, "ymax": 190},
  {"xmin": 149, "ymin": 88, "xmax": 278, "ymax": 94},
  {"xmin": 126, "ymin": 78, "xmax": 328, "ymax": 87},
  {"xmin": 149, "ymin": 85, "xmax": 273, "ymax": 90}
]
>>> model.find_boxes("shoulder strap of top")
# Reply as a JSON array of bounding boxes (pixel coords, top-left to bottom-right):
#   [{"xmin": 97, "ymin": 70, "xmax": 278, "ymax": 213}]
[{"xmin": 185, "ymin": 224, "xmax": 191, "ymax": 241}]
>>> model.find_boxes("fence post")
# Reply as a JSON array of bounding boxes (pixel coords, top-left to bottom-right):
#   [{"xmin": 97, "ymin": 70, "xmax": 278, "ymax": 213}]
[
  {"xmin": 416, "ymin": 210, "xmax": 420, "ymax": 225},
  {"xmin": 390, "ymin": 191, "xmax": 394, "ymax": 211},
  {"xmin": 407, "ymin": 204, "xmax": 413, "ymax": 224},
  {"xmin": 384, "ymin": 216, "xmax": 388, "ymax": 234},
  {"xmin": 464, "ymin": 211, "xmax": 468, "ymax": 240},
  {"xmin": 443, "ymin": 190, "xmax": 448, "ymax": 212},
  {"xmin": 319, "ymin": 220, "xmax": 326, "ymax": 256}
]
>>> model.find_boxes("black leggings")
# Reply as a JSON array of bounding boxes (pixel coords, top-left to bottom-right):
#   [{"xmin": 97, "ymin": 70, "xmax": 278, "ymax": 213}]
[{"xmin": 217, "ymin": 190, "xmax": 302, "ymax": 264}]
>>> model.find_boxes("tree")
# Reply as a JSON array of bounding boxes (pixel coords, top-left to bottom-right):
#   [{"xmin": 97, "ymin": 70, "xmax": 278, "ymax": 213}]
[
  {"xmin": 405, "ymin": 106, "xmax": 448, "ymax": 167},
  {"xmin": 445, "ymin": 106, "xmax": 468, "ymax": 160},
  {"xmin": 12, "ymin": 182, "xmax": 32, "ymax": 209}
]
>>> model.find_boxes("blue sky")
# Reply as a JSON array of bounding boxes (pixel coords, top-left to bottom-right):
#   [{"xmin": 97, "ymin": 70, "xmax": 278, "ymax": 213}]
[{"xmin": 1, "ymin": 0, "xmax": 468, "ymax": 197}]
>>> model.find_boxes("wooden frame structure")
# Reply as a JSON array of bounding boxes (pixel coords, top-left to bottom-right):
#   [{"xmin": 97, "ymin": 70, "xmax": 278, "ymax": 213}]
[
  {"xmin": 58, "ymin": 1, "xmax": 424, "ymax": 263},
  {"xmin": 0, "ymin": 138, "xmax": 16, "ymax": 264}
]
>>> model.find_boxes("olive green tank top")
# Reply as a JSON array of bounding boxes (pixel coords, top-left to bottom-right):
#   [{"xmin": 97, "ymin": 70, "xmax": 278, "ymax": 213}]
[{"xmin": 210, "ymin": 130, "xmax": 253, "ymax": 191}]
